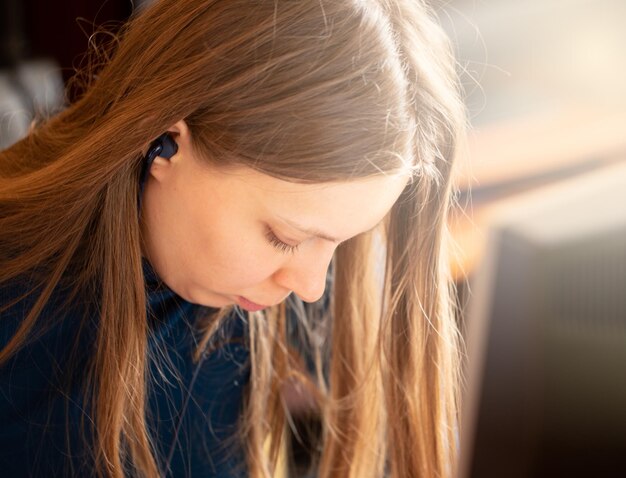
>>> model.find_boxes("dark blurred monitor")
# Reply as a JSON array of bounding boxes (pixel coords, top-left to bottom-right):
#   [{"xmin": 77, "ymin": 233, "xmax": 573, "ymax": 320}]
[{"xmin": 459, "ymin": 161, "xmax": 626, "ymax": 478}]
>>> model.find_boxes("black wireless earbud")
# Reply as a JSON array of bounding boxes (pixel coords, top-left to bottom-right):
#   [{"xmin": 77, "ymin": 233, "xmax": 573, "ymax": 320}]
[
  {"xmin": 146, "ymin": 132, "xmax": 178, "ymax": 162},
  {"xmin": 137, "ymin": 132, "xmax": 179, "ymax": 215}
]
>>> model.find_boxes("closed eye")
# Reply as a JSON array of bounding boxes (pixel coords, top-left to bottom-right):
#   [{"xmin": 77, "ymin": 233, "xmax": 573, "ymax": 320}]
[{"xmin": 264, "ymin": 226, "xmax": 300, "ymax": 255}]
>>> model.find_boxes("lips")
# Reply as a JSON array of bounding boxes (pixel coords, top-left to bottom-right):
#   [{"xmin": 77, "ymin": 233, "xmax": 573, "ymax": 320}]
[{"xmin": 237, "ymin": 296, "xmax": 269, "ymax": 312}]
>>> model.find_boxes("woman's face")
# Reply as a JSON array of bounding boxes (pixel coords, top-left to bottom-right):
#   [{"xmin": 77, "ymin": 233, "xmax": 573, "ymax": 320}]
[{"xmin": 141, "ymin": 120, "xmax": 409, "ymax": 310}]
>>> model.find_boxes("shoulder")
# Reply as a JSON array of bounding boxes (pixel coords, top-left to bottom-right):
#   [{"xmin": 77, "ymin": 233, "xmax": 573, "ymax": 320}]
[
  {"xmin": 147, "ymin": 307, "xmax": 250, "ymax": 477},
  {"xmin": 1, "ymin": 276, "xmax": 95, "ymax": 354}
]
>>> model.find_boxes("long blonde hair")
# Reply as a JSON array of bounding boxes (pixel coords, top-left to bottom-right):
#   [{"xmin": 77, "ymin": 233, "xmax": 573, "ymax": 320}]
[{"xmin": 0, "ymin": 0, "xmax": 465, "ymax": 477}]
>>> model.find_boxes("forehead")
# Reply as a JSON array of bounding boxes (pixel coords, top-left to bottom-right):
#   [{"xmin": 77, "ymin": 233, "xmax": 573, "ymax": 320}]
[{"xmin": 215, "ymin": 166, "xmax": 409, "ymax": 241}]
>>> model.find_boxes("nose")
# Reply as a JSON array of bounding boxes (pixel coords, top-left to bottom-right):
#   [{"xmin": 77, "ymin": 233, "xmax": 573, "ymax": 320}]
[{"xmin": 272, "ymin": 248, "xmax": 333, "ymax": 303}]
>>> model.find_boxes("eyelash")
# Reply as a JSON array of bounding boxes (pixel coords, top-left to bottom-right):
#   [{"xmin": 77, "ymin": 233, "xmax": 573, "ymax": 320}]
[{"xmin": 265, "ymin": 227, "xmax": 300, "ymax": 255}]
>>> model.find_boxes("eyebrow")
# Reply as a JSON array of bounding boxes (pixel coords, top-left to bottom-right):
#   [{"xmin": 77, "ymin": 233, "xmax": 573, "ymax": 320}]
[
  {"xmin": 278, "ymin": 216, "xmax": 341, "ymax": 243},
  {"xmin": 278, "ymin": 216, "xmax": 385, "ymax": 243}
]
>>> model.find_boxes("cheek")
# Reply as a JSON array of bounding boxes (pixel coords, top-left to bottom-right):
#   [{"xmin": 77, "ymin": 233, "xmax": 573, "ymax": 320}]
[{"xmin": 184, "ymin": 214, "xmax": 278, "ymax": 292}]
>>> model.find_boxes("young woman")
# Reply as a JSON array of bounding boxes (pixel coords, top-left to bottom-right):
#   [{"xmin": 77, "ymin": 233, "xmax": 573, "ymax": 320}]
[{"xmin": 0, "ymin": 0, "xmax": 465, "ymax": 477}]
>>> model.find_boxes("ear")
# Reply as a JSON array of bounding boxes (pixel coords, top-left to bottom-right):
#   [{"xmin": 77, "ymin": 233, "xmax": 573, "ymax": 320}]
[
  {"xmin": 154, "ymin": 119, "xmax": 191, "ymax": 164},
  {"xmin": 148, "ymin": 119, "xmax": 192, "ymax": 181},
  {"xmin": 165, "ymin": 119, "xmax": 191, "ymax": 145}
]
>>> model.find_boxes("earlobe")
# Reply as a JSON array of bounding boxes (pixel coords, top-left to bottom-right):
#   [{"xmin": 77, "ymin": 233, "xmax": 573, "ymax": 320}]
[{"xmin": 149, "ymin": 156, "xmax": 172, "ymax": 178}]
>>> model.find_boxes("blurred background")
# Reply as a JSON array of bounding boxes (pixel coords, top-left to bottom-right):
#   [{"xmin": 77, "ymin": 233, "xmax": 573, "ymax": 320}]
[
  {"xmin": 1, "ymin": 0, "xmax": 625, "ymax": 476},
  {"xmin": 434, "ymin": 2, "xmax": 626, "ymax": 477}
]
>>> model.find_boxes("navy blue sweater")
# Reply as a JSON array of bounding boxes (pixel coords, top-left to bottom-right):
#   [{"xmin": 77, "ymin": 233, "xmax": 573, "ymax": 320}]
[{"xmin": 0, "ymin": 259, "xmax": 250, "ymax": 477}]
